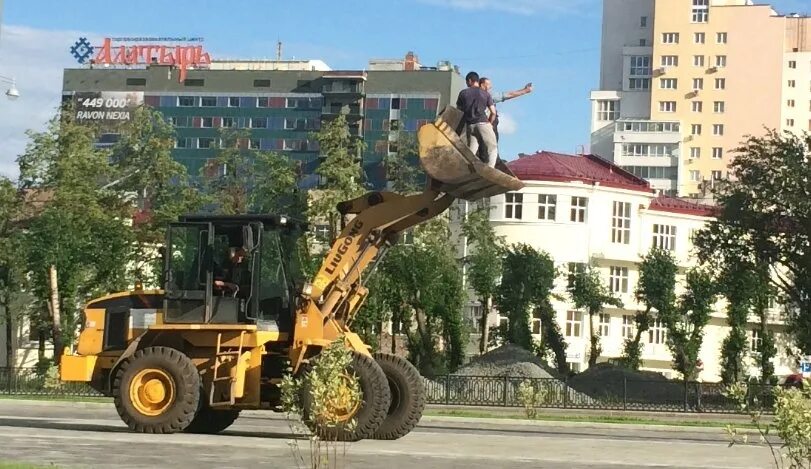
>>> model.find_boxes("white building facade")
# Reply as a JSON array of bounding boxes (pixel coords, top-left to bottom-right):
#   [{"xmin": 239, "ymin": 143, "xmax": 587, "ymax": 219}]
[{"xmin": 453, "ymin": 151, "xmax": 795, "ymax": 382}]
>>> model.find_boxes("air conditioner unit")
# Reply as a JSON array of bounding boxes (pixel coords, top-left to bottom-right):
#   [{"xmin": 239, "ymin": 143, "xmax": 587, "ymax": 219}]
[{"xmin": 707, "ymin": 66, "xmax": 718, "ymax": 73}]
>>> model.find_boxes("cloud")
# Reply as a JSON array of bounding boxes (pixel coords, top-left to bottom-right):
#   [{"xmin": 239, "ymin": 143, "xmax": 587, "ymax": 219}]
[
  {"xmin": 0, "ymin": 25, "xmax": 102, "ymax": 179},
  {"xmin": 496, "ymin": 112, "xmax": 518, "ymax": 135},
  {"xmin": 417, "ymin": 0, "xmax": 594, "ymax": 15}
]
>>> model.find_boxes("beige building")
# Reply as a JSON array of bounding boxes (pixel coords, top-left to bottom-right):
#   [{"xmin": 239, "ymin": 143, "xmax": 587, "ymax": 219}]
[{"xmin": 590, "ymin": 0, "xmax": 811, "ymax": 198}]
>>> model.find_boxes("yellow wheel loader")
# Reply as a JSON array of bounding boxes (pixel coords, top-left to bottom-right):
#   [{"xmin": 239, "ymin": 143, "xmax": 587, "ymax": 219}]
[{"xmin": 59, "ymin": 106, "xmax": 523, "ymax": 440}]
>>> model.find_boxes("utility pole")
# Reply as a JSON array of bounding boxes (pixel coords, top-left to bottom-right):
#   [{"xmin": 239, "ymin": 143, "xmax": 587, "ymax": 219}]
[{"xmin": 276, "ymin": 40, "xmax": 282, "ymax": 61}]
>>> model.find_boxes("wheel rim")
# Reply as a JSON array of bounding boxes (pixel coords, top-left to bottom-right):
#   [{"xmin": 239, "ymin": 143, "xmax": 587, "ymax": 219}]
[
  {"xmin": 129, "ymin": 368, "xmax": 176, "ymax": 417},
  {"xmin": 322, "ymin": 373, "xmax": 361, "ymax": 424}
]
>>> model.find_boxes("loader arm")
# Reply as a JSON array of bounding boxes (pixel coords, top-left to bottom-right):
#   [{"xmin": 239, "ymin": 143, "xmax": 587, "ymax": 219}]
[{"xmin": 286, "ymin": 106, "xmax": 524, "ymax": 371}]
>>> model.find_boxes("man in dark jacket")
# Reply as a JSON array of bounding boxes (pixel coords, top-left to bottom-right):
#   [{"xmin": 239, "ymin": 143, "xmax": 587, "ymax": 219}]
[{"xmin": 456, "ymin": 71, "xmax": 498, "ymax": 167}]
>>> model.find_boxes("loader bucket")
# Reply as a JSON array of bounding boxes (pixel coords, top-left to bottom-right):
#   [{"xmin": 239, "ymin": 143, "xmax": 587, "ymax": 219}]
[{"xmin": 418, "ymin": 106, "xmax": 524, "ymax": 201}]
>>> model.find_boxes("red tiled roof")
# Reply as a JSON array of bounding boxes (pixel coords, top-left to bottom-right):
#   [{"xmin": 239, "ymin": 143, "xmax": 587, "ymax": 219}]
[
  {"xmin": 648, "ymin": 195, "xmax": 717, "ymax": 217},
  {"xmin": 507, "ymin": 151, "xmax": 653, "ymax": 193}
]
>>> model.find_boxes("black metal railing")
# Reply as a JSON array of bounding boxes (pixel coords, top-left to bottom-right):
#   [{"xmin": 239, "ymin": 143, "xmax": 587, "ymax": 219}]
[{"xmin": 0, "ymin": 367, "xmax": 779, "ymax": 413}]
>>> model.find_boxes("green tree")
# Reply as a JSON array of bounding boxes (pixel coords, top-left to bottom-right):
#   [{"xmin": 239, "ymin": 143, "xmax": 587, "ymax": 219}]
[
  {"xmin": 202, "ymin": 128, "xmax": 254, "ymax": 214},
  {"xmin": 17, "ymin": 106, "xmax": 133, "ymax": 364},
  {"xmin": 623, "ymin": 248, "xmax": 678, "ymax": 370},
  {"xmin": 694, "ymin": 130, "xmax": 811, "ymax": 353},
  {"xmin": 383, "ymin": 131, "xmax": 423, "ymax": 194},
  {"xmin": 0, "ymin": 178, "xmax": 23, "ymax": 367},
  {"xmin": 567, "ymin": 264, "xmax": 622, "ymax": 367},
  {"xmin": 660, "ymin": 268, "xmax": 717, "ymax": 381},
  {"xmin": 461, "ymin": 200, "xmax": 504, "ymax": 354},
  {"xmin": 308, "ymin": 115, "xmax": 365, "ymax": 244},
  {"xmin": 110, "ymin": 106, "xmax": 202, "ymax": 286},
  {"xmin": 496, "ymin": 244, "xmax": 557, "ymax": 352}
]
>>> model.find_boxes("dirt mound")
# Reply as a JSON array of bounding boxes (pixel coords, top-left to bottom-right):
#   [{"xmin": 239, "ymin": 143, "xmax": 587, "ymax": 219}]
[
  {"xmin": 568, "ymin": 363, "xmax": 684, "ymax": 405},
  {"xmin": 453, "ymin": 344, "xmax": 560, "ymax": 380}
]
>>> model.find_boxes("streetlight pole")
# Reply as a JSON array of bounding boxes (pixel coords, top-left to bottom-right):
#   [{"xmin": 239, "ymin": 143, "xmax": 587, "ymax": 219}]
[{"xmin": 0, "ymin": 74, "xmax": 19, "ymax": 100}]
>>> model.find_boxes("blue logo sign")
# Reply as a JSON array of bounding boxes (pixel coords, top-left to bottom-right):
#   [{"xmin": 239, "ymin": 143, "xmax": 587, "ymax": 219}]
[
  {"xmin": 801, "ymin": 362, "xmax": 811, "ymax": 374},
  {"xmin": 70, "ymin": 37, "xmax": 94, "ymax": 64}
]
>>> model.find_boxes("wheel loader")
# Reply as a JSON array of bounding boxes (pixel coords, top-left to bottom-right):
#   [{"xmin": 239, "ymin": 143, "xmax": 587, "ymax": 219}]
[{"xmin": 59, "ymin": 106, "xmax": 524, "ymax": 440}]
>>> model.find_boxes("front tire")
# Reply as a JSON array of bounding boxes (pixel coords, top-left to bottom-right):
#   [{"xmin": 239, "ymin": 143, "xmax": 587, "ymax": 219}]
[
  {"xmin": 112, "ymin": 346, "xmax": 200, "ymax": 434},
  {"xmin": 372, "ymin": 353, "xmax": 425, "ymax": 440},
  {"xmin": 301, "ymin": 351, "xmax": 390, "ymax": 441}
]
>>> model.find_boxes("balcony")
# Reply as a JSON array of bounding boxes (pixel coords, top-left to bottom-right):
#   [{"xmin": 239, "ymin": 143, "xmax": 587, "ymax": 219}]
[
  {"xmin": 321, "ymin": 83, "xmax": 364, "ymax": 95},
  {"xmin": 321, "ymin": 104, "xmax": 364, "ymax": 121}
]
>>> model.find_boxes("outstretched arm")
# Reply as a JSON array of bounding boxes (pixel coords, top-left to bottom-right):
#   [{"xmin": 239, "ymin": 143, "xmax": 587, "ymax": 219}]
[{"xmin": 502, "ymin": 82, "xmax": 533, "ymax": 101}]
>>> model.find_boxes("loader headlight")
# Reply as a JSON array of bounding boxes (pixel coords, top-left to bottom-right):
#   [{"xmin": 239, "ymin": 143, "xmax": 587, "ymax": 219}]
[{"xmin": 301, "ymin": 282, "xmax": 313, "ymax": 297}]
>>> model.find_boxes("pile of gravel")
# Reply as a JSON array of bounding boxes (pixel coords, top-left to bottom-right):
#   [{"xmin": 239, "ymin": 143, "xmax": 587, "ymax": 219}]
[
  {"xmin": 568, "ymin": 363, "xmax": 685, "ymax": 404},
  {"xmin": 453, "ymin": 344, "xmax": 560, "ymax": 380}
]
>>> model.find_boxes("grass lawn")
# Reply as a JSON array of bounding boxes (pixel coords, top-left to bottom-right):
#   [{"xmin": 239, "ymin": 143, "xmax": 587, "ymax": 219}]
[
  {"xmin": 0, "ymin": 463, "xmax": 60, "ymax": 469},
  {"xmin": 0, "ymin": 395, "xmax": 110, "ymax": 403}
]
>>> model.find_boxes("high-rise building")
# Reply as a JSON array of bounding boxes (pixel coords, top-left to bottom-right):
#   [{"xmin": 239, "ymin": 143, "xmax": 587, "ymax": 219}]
[
  {"xmin": 590, "ymin": 0, "xmax": 811, "ymax": 198},
  {"xmin": 62, "ymin": 51, "xmax": 464, "ymax": 191}
]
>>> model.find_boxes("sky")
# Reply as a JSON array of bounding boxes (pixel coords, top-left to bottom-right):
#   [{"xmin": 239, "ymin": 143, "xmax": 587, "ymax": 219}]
[{"xmin": 0, "ymin": 0, "xmax": 808, "ymax": 179}]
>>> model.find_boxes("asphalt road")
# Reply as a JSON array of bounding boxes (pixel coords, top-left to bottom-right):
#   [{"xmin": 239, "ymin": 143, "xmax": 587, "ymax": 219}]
[{"xmin": 0, "ymin": 400, "xmax": 777, "ymax": 469}]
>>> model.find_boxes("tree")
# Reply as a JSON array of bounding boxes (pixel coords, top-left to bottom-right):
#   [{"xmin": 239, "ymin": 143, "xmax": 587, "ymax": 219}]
[
  {"xmin": 496, "ymin": 244, "xmax": 557, "ymax": 352},
  {"xmin": 694, "ymin": 130, "xmax": 811, "ymax": 353},
  {"xmin": 567, "ymin": 264, "xmax": 622, "ymax": 367},
  {"xmin": 660, "ymin": 268, "xmax": 717, "ymax": 381},
  {"xmin": 623, "ymin": 248, "xmax": 678, "ymax": 370},
  {"xmin": 0, "ymin": 178, "xmax": 22, "ymax": 367},
  {"xmin": 461, "ymin": 200, "xmax": 504, "ymax": 354},
  {"xmin": 17, "ymin": 106, "xmax": 133, "ymax": 365},
  {"xmin": 308, "ymin": 115, "xmax": 365, "ymax": 244},
  {"xmin": 202, "ymin": 129, "xmax": 254, "ymax": 215},
  {"xmin": 111, "ymin": 106, "xmax": 202, "ymax": 286}
]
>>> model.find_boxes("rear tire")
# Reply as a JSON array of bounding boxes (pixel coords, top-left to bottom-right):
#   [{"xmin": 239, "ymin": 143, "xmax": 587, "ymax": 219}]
[
  {"xmin": 301, "ymin": 351, "xmax": 390, "ymax": 441},
  {"xmin": 184, "ymin": 401, "xmax": 240, "ymax": 434},
  {"xmin": 112, "ymin": 346, "xmax": 200, "ymax": 434},
  {"xmin": 372, "ymin": 353, "xmax": 425, "ymax": 440}
]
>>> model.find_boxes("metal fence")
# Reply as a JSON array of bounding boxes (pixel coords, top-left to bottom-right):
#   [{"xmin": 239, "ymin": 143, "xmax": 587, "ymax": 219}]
[{"xmin": 0, "ymin": 367, "xmax": 778, "ymax": 414}]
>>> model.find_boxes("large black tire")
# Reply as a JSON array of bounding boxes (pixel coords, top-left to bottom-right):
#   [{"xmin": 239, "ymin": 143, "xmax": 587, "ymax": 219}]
[
  {"xmin": 301, "ymin": 351, "xmax": 391, "ymax": 442},
  {"xmin": 184, "ymin": 401, "xmax": 240, "ymax": 434},
  {"xmin": 112, "ymin": 346, "xmax": 201, "ymax": 434},
  {"xmin": 371, "ymin": 353, "xmax": 425, "ymax": 440}
]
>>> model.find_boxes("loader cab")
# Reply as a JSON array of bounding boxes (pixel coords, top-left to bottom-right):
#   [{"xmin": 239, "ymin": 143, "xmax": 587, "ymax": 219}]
[{"xmin": 163, "ymin": 214, "xmax": 306, "ymax": 332}]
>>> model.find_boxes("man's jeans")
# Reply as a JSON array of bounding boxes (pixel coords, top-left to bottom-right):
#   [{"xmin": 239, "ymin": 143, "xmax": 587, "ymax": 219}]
[{"xmin": 467, "ymin": 122, "xmax": 498, "ymax": 167}]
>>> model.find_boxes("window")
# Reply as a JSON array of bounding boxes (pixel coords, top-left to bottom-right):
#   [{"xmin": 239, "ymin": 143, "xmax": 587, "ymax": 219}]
[
  {"xmin": 789, "ymin": 60, "xmax": 797, "ymax": 69},
  {"xmin": 787, "ymin": 118, "xmax": 795, "ymax": 127},
  {"xmin": 253, "ymin": 79, "xmax": 271, "ymax": 87},
  {"xmin": 653, "ymin": 224, "xmax": 677, "ymax": 251},
  {"xmin": 694, "ymin": 32, "xmax": 706, "ymax": 44},
  {"xmin": 250, "ymin": 117, "xmax": 267, "ymax": 129},
  {"xmin": 184, "ymin": 78, "xmax": 204, "ymax": 87},
  {"xmin": 566, "ymin": 311, "xmax": 582, "ymax": 338},
  {"xmin": 660, "ymin": 78, "xmax": 678, "ymax": 89},
  {"xmin": 498, "ymin": 315, "xmax": 509, "ymax": 329},
  {"xmin": 538, "ymin": 194, "xmax": 557, "ymax": 221},
  {"xmin": 505, "ymin": 193, "xmax": 523, "ymax": 219},
  {"xmin": 175, "ymin": 137, "xmax": 191, "ymax": 149},
  {"xmin": 609, "ymin": 266, "xmax": 629, "ymax": 293},
  {"xmin": 692, "ymin": 78, "xmax": 704, "ymax": 90},
  {"xmin": 713, "ymin": 147, "xmax": 723, "ymax": 159},
  {"xmin": 612, "ymin": 202, "xmax": 631, "ymax": 244},
  {"xmin": 659, "ymin": 101, "xmax": 676, "ymax": 112},
  {"xmin": 788, "ymin": 80, "xmax": 796, "ymax": 88},
  {"xmin": 198, "ymin": 137, "xmax": 215, "ymax": 149},
  {"xmin": 177, "ymin": 96, "xmax": 196, "ymax": 107},
  {"xmin": 570, "ymin": 196, "xmax": 587, "ymax": 223},
  {"xmin": 714, "ymin": 101, "xmax": 725, "ymax": 113},
  {"xmin": 622, "ymin": 315, "xmax": 635, "ymax": 339},
  {"xmin": 257, "ymin": 97, "xmax": 269, "ymax": 108},
  {"xmin": 711, "ymin": 170, "xmax": 722, "ymax": 180},
  {"xmin": 661, "ymin": 56, "xmax": 679, "ymax": 67},
  {"xmin": 629, "ymin": 78, "xmax": 651, "ymax": 90},
  {"xmin": 713, "ymin": 124, "xmax": 724, "ymax": 135},
  {"xmin": 690, "ymin": 170, "xmax": 701, "ymax": 181},
  {"xmin": 228, "ymin": 97, "xmax": 240, "ymax": 107},
  {"xmin": 126, "ymin": 77, "xmax": 147, "ymax": 86},
  {"xmin": 623, "ymin": 166, "xmax": 678, "ymax": 180},
  {"xmin": 639, "ymin": 39, "xmax": 647, "ymax": 46},
  {"xmin": 693, "ymin": 55, "xmax": 705, "ymax": 67},
  {"xmin": 200, "ymin": 96, "xmax": 216, "ymax": 107},
  {"xmin": 630, "ymin": 55, "xmax": 652, "ymax": 76},
  {"xmin": 531, "ymin": 308, "xmax": 543, "ymax": 335},
  {"xmin": 641, "ymin": 16, "xmax": 648, "ymax": 27},
  {"xmin": 648, "ymin": 319, "xmax": 667, "ymax": 344},
  {"xmin": 201, "ymin": 117, "xmax": 213, "ymax": 128},
  {"xmin": 751, "ymin": 330, "xmax": 762, "ymax": 352},
  {"xmin": 715, "ymin": 78, "xmax": 726, "ymax": 90},
  {"xmin": 692, "ymin": 0, "xmax": 709, "ymax": 23},
  {"xmin": 690, "ymin": 147, "xmax": 701, "ymax": 159},
  {"xmin": 691, "ymin": 124, "xmax": 702, "ymax": 135},
  {"xmin": 169, "ymin": 116, "xmax": 189, "ymax": 127},
  {"xmin": 567, "ymin": 262, "xmax": 587, "ymax": 288},
  {"xmin": 621, "ymin": 143, "xmax": 676, "ymax": 157},
  {"xmin": 715, "ymin": 55, "xmax": 727, "ymax": 67},
  {"xmin": 248, "ymin": 139, "xmax": 261, "ymax": 150},
  {"xmin": 716, "ymin": 32, "xmax": 728, "ymax": 44},
  {"xmin": 222, "ymin": 117, "xmax": 235, "ymax": 128},
  {"xmin": 286, "ymin": 98, "xmax": 299, "ymax": 108},
  {"xmin": 599, "ymin": 314, "xmax": 611, "ymax": 337},
  {"xmin": 597, "ymin": 100, "xmax": 620, "ymax": 121},
  {"xmin": 788, "ymin": 99, "xmax": 796, "ymax": 107},
  {"xmin": 662, "ymin": 33, "xmax": 679, "ymax": 44},
  {"xmin": 692, "ymin": 101, "xmax": 703, "ymax": 113}
]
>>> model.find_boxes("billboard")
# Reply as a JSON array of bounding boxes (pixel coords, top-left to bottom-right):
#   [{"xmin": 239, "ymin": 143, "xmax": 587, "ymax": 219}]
[{"xmin": 72, "ymin": 91, "xmax": 144, "ymax": 124}]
